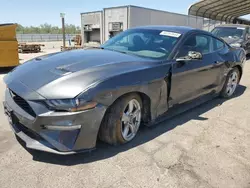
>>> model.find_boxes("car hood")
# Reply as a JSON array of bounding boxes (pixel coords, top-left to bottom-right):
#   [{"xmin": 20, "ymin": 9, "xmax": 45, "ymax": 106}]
[
  {"xmin": 221, "ymin": 37, "xmax": 243, "ymax": 45},
  {"xmin": 4, "ymin": 49, "xmax": 156, "ymax": 99}
]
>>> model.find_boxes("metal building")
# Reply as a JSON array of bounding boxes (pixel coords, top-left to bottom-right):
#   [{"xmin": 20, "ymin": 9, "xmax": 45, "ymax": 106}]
[
  {"xmin": 81, "ymin": 5, "xmax": 205, "ymax": 45},
  {"xmin": 81, "ymin": 11, "xmax": 103, "ymax": 44},
  {"xmin": 103, "ymin": 5, "xmax": 204, "ymax": 41}
]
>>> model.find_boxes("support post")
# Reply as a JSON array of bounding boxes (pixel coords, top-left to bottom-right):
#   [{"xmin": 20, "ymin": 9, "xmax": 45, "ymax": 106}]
[{"xmin": 60, "ymin": 13, "xmax": 66, "ymax": 48}]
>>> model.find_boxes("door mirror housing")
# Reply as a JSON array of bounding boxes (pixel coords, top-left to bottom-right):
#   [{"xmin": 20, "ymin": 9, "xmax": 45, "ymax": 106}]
[
  {"xmin": 188, "ymin": 51, "xmax": 202, "ymax": 60},
  {"xmin": 176, "ymin": 51, "xmax": 203, "ymax": 62}
]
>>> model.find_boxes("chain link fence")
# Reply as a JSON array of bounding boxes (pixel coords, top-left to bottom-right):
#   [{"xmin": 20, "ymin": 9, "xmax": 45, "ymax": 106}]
[{"xmin": 16, "ymin": 34, "xmax": 76, "ymax": 42}]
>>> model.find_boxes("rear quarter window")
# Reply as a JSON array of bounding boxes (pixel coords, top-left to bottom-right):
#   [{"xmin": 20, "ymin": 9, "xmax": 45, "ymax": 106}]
[{"xmin": 213, "ymin": 38, "xmax": 225, "ymax": 51}]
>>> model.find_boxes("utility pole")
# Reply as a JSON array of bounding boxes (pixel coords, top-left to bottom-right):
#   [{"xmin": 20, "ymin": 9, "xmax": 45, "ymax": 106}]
[{"xmin": 60, "ymin": 13, "xmax": 66, "ymax": 48}]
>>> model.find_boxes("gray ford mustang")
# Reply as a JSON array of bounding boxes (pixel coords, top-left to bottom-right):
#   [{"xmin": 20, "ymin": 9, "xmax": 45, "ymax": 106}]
[{"xmin": 3, "ymin": 26, "xmax": 246, "ymax": 154}]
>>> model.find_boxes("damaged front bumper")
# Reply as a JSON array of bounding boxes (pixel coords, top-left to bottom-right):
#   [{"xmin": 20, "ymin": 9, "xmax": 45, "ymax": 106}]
[{"xmin": 3, "ymin": 89, "xmax": 107, "ymax": 155}]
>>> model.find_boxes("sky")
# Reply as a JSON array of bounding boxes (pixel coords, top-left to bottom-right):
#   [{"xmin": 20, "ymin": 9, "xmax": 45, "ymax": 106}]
[{"xmin": 0, "ymin": 0, "xmax": 250, "ymax": 27}]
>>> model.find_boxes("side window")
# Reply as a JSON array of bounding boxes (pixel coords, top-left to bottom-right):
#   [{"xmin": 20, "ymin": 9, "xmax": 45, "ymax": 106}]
[
  {"xmin": 213, "ymin": 38, "xmax": 225, "ymax": 51},
  {"xmin": 195, "ymin": 35, "xmax": 211, "ymax": 54},
  {"xmin": 177, "ymin": 34, "xmax": 212, "ymax": 58},
  {"xmin": 246, "ymin": 27, "xmax": 250, "ymax": 34},
  {"xmin": 247, "ymin": 27, "xmax": 250, "ymax": 39}
]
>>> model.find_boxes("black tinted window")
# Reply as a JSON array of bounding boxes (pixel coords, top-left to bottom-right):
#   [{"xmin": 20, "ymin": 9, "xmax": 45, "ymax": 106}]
[
  {"xmin": 177, "ymin": 34, "xmax": 212, "ymax": 57},
  {"xmin": 102, "ymin": 29, "xmax": 180, "ymax": 59}
]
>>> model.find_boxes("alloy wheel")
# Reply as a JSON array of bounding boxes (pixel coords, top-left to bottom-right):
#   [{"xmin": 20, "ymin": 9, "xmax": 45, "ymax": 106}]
[
  {"xmin": 226, "ymin": 71, "xmax": 239, "ymax": 96},
  {"xmin": 121, "ymin": 99, "xmax": 141, "ymax": 141}
]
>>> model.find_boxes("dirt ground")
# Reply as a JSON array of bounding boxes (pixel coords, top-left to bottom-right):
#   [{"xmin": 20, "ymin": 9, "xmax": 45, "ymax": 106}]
[
  {"xmin": 18, "ymin": 41, "xmax": 63, "ymax": 64},
  {"xmin": 0, "ymin": 43, "xmax": 250, "ymax": 188}
]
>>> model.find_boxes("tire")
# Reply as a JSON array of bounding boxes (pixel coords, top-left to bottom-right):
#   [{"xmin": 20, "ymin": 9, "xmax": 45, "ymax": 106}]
[
  {"xmin": 99, "ymin": 93, "xmax": 142, "ymax": 145},
  {"xmin": 220, "ymin": 67, "xmax": 240, "ymax": 98}
]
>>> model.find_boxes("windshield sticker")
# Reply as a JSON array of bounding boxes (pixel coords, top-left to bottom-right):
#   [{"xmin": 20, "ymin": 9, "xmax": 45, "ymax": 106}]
[
  {"xmin": 237, "ymin": 27, "xmax": 245, "ymax": 30},
  {"xmin": 160, "ymin": 31, "xmax": 181, "ymax": 38}
]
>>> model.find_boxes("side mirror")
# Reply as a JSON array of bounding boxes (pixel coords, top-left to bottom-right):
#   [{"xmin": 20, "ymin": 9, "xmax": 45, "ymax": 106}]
[
  {"xmin": 188, "ymin": 51, "xmax": 202, "ymax": 60},
  {"xmin": 176, "ymin": 51, "xmax": 202, "ymax": 62}
]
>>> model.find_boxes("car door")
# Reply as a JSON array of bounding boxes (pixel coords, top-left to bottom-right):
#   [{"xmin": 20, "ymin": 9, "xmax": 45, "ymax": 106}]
[
  {"xmin": 169, "ymin": 33, "xmax": 222, "ymax": 106},
  {"xmin": 212, "ymin": 36, "xmax": 232, "ymax": 83},
  {"xmin": 246, "ymin": 27, "xmax": 250, "ymax": 54}
]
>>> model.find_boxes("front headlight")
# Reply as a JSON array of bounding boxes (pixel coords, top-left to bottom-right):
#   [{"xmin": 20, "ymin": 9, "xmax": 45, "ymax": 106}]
[
  {"xmin": 230, "ymin": 43, "xmax": 241, "ymax": 48},
  {"xmin": 45, "ymin": 99, "xmax": 97, "ymax": 112}
]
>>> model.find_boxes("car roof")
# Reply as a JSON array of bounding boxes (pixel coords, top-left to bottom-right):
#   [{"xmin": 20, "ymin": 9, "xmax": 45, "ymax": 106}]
[
  {"xmin": 132, "ymin": 25, "xmax": 200, "ymax": 34},
  {"xmin": 214, "ymin": 24, "xmax": 249, "ymax": 28}
]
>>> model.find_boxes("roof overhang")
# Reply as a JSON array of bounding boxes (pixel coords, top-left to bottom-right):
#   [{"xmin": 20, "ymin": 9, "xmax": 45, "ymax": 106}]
[{"xmin": 189, "ymin": 0, "xmax": 250, "ymax": 23}]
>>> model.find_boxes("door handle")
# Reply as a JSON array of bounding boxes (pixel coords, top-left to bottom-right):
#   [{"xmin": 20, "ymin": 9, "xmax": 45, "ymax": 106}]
[{"xmin": 215, "ymin": 60, "xmax": 228, "ymax": 64}]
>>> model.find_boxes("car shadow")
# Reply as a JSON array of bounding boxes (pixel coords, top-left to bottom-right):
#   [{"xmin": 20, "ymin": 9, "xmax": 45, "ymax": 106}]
[
  {"xmin": 0, "ymin": 67, "xmax": 15, "ymax": 75},
  {"xmin": 19, "ymin": 85, "xmax": 246, "ymax": 166},
  {"xmin": 246, "ymin": 54, "xmax": 250, "ymax": 61}
]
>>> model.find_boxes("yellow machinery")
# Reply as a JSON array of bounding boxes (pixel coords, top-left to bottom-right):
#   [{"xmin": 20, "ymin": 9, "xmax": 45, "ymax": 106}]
[
  {"xmin": 0, "ymin": 23, "xmax": 19, "ymax": 67},
  {"xmin": 61, "ymin": 34, "xmax": 84, "ymax": 51}
]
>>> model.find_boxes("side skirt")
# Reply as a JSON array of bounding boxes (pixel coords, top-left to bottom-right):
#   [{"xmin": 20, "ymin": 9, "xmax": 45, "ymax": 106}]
[{"xmin": 146, "ymin": 92, "xmax": 219, "ymax": 127}]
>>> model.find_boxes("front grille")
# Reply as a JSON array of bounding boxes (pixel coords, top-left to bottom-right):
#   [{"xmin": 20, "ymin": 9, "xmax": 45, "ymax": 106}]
[{"xmin": 10, "ymin": 90, "xmax": 36, "ymax": 117}]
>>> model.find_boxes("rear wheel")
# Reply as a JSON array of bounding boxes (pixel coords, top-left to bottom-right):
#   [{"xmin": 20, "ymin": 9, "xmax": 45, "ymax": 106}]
[
  {"xmin": 220, "ymin": 68, "xmax": 240, "ymax": 98},
  {"xmin": 99, "ymin": 94, "xmax": 142, "ymax": 145}
]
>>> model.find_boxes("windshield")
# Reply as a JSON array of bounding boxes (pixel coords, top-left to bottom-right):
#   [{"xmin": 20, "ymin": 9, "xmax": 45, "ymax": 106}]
[
  {"xmin": 101, "ymin": 29, "xmax": 181, "ymax": 59},
  {"xmin": 212, "ymin": 27, "xmax": 245, "ymax": 39}
]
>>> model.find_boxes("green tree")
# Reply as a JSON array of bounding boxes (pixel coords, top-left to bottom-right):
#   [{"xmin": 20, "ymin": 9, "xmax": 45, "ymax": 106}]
[
  {"xmin": 16, "ymin": 24, "xmax": 24, "ymax": 34},
  {"xmin": 16, "ymin": 23, "xmax": 81, "ymax": 34}
]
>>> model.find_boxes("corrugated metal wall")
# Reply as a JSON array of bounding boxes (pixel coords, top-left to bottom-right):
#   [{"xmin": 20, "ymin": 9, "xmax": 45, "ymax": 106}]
[
  {"xmin": 203, "ymin": 19, "xmax": 226, "ymax": 31},
  {"xmin": 129, "ymin": 6, "xmax": 204, "ymax": 29},
  {"xmin": 81, "ymin": 11, "xmax": 103, "ymax": 43},
  {"xmin": 103, "ymin": 7, "xmax": 129, "ymax": 41},
  {"xmin": 82, "ymin": 5, "xmax": 225, "ymax": 43},
  {"xmin": 101, "ymin": 6, "xmax": 205, "ymax": 42},
  {"xmin": 17, "ymin": 34, "xmax": 76, "ymax": 42}
]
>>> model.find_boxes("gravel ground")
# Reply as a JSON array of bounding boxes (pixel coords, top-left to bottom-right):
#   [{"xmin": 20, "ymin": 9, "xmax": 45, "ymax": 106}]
[{"xmin": 0, "ymin": 45, "xmax": 250, "ymax": 188}]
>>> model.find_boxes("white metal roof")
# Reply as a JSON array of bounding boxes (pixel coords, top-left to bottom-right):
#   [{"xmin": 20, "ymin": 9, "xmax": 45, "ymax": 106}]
[{"xmin": 189, "ymin": 0, "xmax": 250, "ymax": 23}]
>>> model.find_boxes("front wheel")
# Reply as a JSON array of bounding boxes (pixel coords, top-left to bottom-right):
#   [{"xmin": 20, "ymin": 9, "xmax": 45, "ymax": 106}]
[
  {"xmin": 220, "ymin": 68, "xmax": 240, "ymax": 98},
  {"xmin": 99, "ymin": 94, "xmax": 142, "ymax": 145}
]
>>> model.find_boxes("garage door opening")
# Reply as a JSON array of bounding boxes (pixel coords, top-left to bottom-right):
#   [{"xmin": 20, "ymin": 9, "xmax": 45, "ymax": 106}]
[{"xmin": 84, "ymin": 25, "xmax": 101, "ymax": 43}]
